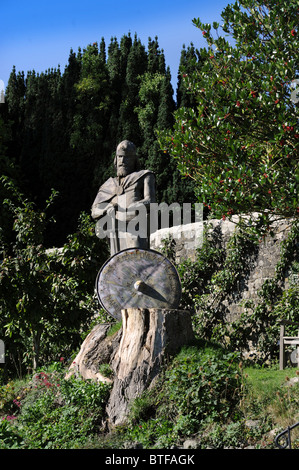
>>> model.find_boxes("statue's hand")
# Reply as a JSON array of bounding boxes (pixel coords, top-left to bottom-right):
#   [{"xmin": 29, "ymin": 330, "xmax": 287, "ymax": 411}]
[
  {"xmin": 106, "ymin": 203, "xmax": 117, "ymax": 216},
  {"xmin": 128, "ymin": 201, "xmax": 147, "ymax": 211}
]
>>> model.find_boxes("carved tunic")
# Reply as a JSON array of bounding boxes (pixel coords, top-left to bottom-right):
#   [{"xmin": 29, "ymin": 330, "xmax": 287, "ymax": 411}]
[{"xmin": 91, "ymin": 170, "xmax": 155, "ymax": 255}]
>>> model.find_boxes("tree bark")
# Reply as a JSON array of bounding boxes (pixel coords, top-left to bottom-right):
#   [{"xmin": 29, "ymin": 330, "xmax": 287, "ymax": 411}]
[
  {"xmin": 32, "ymin": 329, "xmax": 42, "ymax": 370},
  {"xmin": 66, "ymin": 323, "xmax": 121, "ymax": 384},
  {"xmin": 106, "ymin": 308, "xmax": 194, "ymax": 426}
]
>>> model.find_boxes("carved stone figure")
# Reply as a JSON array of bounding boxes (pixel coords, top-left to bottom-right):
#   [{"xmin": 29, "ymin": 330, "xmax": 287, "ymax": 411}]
[{"xmin": 91, "ymin": 140, "xmax": 155, "ymax": 255}]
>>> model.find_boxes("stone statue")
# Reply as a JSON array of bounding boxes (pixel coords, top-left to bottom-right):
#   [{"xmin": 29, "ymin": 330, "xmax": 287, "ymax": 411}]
[{"xmin": 91, "ymin": 140, "xmax": 155, "ymax": 255}]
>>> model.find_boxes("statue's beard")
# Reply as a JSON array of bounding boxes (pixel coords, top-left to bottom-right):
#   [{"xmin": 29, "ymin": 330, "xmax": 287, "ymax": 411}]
[{"xmin": 117, "ymin": 166, "xmax": 130, "ymax": 177}]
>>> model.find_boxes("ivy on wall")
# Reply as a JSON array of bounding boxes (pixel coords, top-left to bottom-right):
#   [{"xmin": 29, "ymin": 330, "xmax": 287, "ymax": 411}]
[{"xmin": 162, "ymin": 218, "xmax": 299, "ymax": 364}]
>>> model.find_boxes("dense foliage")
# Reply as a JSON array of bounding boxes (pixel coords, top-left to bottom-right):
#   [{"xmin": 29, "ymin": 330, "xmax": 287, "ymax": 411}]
[
  {"xmin": 122, "ymin": 343, "xmax": 244, "ymax": 448},
  {"xmin": 1, "ymin": 344, "xmax": 299, "ymax": 449},
  {"xmin": 159, "ymin": 0, "xmax": 298, "ymax": 234},
  {"xmin": 0, "ymin": 176, "xmax": 109, "ymax": 375},
  {"xmin": 164, "ymin": 218, "xmax": 299, "ymax": 363},
  {"xmin": 0, "ymin": 363, "xmax": 111, "ymax": 449}
]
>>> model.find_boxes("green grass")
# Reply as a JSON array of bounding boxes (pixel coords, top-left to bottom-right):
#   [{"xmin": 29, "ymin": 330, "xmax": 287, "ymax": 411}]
[
  {"xmin": 244, "ymin": 366, "xmax": 298, "ymax": 398},
  {"xmin": 107, "ymin": 321, "xmax": 122, "ymax": 336}
]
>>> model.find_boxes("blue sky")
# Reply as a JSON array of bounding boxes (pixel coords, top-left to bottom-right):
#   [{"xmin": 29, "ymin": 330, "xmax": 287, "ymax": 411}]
[{"xmin": 1, "ymin": 0, "xmax": 230, "ymax": 94}]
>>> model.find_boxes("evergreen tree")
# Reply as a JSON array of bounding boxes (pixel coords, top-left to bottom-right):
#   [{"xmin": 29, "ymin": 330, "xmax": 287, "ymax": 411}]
[
  {"xmin": 60, "ymin": 48, "xmax": 82, "ymax": 136},
  {"xmin": 70, "ymin": 41, "xmax": 112, "ymax": 223},
  {"xmin": 106, "ymin": 37, "xmax": 123, "ymax": 158},
  {"xmin": 0, "ymin": 115, "xmax": 21, "ymax": 254},
  {"xmin": 157, "ymin": 67, "xmax": 176, "ymax": 130},
  {"xmin": 136, "ymin": 63, "xmax": 195, "ymax": 206},
  {"xmin": 118, "ymin": 34, "xmax": 147, "ymax": 148},
  {"xmin": 147, "ymin": 36, "xmax": 166, "ymax": 74},
  {"xmin": 176, "ymin": 43, "xmax": 205, "ymax": 107},
  {"xmin": 41, "ymin": 51, "xmax": 82, "ymax": 245},
  {"xmin": 119, "ymin": 33, "xmax": 133, "ymax": 80},
  {"xmin": 99, "ymin": 37, "xmax": 106, "ymax": 63},
  {"xmin": 21, "ymin": 70, "xmax": 47, "ymax": 199},
  {"xmin": 5, "ymin": 67, "xmax": 26, "ymax": 162}
]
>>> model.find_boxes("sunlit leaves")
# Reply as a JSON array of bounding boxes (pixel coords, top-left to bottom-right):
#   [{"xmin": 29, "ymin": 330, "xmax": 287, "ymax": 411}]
[{"xmin": 160, "ymin": 0, "xmax": 298, "ymax": 233}]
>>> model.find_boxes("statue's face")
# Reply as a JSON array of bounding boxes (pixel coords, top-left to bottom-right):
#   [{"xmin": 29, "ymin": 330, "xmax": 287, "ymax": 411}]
[{"xmin": 116, "ymin": 153, "xmax": 136, "ymax": 177}]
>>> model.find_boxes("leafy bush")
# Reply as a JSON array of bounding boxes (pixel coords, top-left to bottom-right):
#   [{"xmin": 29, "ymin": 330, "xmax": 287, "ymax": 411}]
[
  {"xmin": 162, "ymin": 345, "xmax": 244, "ymax": 429},
  {"xmin": 120, "ymin": 342, "xmax": 245, "ymax": 448},
  {"xmin": 163, "ymin": 217, "xmax": 299, "ymax": 364},
  {"xmin": 0, "ymin": 368, "xmax": 111, "ymax": 449},
  {"xmin": 159, "ymin": 0, "xmax": 298, "ymax": 230},
  {"xmin": 0, "ymin": 417, "xmax": 24, "ymax": 449},
  {"xmin": 0, "ymin": 178, "xmax": 109, "ymax": 376}
]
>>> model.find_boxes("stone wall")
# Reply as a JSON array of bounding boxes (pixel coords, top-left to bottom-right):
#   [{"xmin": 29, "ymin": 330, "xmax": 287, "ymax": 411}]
[
  {"xmin": 150, "ymin": 216, "xmax": 293, "ymax": 322},
  {"xmin": 150, "ymin": 221, "xmax": 204, "ymax": 262}
]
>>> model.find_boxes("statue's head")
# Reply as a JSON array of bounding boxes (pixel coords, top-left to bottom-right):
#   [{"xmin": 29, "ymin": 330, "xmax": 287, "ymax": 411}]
[{"xmin": 114, "ymin": 140, "xmax": 139, "ymax": 176}]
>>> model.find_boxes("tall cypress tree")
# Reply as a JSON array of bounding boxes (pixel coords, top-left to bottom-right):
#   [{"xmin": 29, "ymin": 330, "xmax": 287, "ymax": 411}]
[
  {"xmin": 5, "ymin": 67, "xmax": 26, "ymax": 163},
  {"xmin": 70, "ymin": 42, "xmax": 111, "ymax": 199},
  {"xmin": 59, "ymin": 48, "xmax": 82, "ymax": 144},
  {"xmin": 119, "ymin": 33, "xmax": 133, "ymax": 80},
  {"xmin": 147, "ymin": 36, "xmax": 166, "ymax": 74},
  {"xmin": 21, "ymin": 70, "xmax": 48, "ymax": 200},
  {"xmin": 0, "ymin": 113, "xmax": 21, "ymax": 253},
  {"xmin": 106, "ymin": 37, "xmax": 123, "ymax": 157},
  {"xmin": 176, "ymin": 43, "xmax": 204, "ymax": 108},
  {"xmin": 99, "ymin": 37, "xmax": 106, "ymax": 63},
  {"xmin": 118, "ymin": 34, "xmax": 147, "ymax": 147},
  {"xmin": 157, "ymin": 67, "xmax": 175, "ymax": 129},
  {"xmin": 44, "ymin": 50, "xmax": 82, "ymax": 245}
]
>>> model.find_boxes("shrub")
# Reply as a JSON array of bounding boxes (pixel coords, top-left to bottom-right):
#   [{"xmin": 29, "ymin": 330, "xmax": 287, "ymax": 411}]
[
  {"xmin": 121, "ymin": 342, "xmax": 245, "ymax": 448},
  {"xmin": 0, "ymin": 417, "xmax": 23, "ymax": 449},
  {"xmin": 2, "ymin": 369, "xmax": 111, "ymax": 449},
  {"xmin": 163, "ymin": 345, "xmax": 244, "ymax": 430}
]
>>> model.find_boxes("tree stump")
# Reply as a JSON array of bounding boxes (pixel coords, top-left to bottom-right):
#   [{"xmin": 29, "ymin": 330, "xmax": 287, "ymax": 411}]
[
  {"xmin": 106, "ymin": 308, "xmax": 194, "ymax": 426},
  {"xmin": 66, "ymin": 323, "xmax": 122, "ymax": 384}
]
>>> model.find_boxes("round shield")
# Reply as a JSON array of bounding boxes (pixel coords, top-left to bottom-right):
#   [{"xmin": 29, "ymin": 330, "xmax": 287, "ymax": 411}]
[{"xmin": 96, "ymin": 248, "xmax": 181, "ymax": 320}]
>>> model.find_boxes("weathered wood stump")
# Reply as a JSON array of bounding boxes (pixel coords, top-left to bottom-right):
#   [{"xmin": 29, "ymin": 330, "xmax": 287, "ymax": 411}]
[
  {"xmin": 66, "ymin": 308, "xmax": 194, "ymax": 426},
  {"xmin": 66, "ymin": 323, "xmax": 122, "ymax": 384},
  {"xmin": 106, "ymin": 308, "xmax": 195, "ymax": 426}
]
